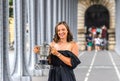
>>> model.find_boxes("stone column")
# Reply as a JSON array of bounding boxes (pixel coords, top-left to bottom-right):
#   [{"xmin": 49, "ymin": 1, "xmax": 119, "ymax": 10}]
[
  {"xmin": 77, "ymin": 1, "xmax": 87, "ymax": 50},
  {"xmin": 53, "ymin": 0, "xmax": 58, "ymax": 32},
  {"xmin": 108, "ymin": 29, "xmax": 115, "ymax": 50},
  {"xmin": 115, "ymin": 0, "xmax": 120, "ymax": 54},
  {"xmin": 107, "ymin": 2, "xmax": 115, "ymax": 50},
  {"xmin": 71, "ymin": 0, "xmax": 78, "ymax": 41},
  {"xmin": 26, "ymin": 0, "xmax": 37, "ymax": 76},
  {"xmin": 58, "ymin": 0, "xmax": 62, "ymax": 21},
  {"xmin": 46, "ymin": 0, "xmax": 52, "ymax": 43},
  {"xmin": 0, "ymin": 0, "xmax": 11, "ymax": 81},
  {"xmin": 11, "ymin": 0, "xmax": 30, "ymax": 81},
  {"xmin": 65, "ymin": 0, "xmax": 69, "ymax": 22}
]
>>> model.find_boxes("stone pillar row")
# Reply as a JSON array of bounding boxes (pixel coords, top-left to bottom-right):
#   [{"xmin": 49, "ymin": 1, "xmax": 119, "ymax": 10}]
[{"xmin": 7, "ymin": 0, "xmax": 78, "ymax": 81}]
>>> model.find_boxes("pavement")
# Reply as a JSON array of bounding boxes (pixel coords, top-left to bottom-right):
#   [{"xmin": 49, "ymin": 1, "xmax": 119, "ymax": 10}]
[{"xmin": 9, "ymin": 50, "xmax": 120, "ymax": 81}]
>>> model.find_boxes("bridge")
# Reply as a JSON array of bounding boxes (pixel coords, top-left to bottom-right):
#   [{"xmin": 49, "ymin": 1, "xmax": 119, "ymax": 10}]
[{"xmin": 1, "ymin": 0, "xmax": 120, "ymax": 81}]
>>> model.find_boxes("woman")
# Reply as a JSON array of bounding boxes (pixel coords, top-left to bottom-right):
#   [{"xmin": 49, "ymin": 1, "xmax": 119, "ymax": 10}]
[
  {"xmin": 86, "ymin": 33, "xmax": 93, "ymax": 51},
  {"xmin": 93, "ymin": 34, "xmax": 102, "ymax": 52},
  {"xmin": 34, "ymin": 21, "xmax": 80, "ymax": 81}
]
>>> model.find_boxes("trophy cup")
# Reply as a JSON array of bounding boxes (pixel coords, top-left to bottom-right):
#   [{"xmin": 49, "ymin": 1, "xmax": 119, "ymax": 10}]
[
  {"xmin": 34, "ymin": 42, "xmax": 50, "ymax": 70},
  {"xmin": 39, "ymin": 43, "xmax": 49, "ymax": 65}
]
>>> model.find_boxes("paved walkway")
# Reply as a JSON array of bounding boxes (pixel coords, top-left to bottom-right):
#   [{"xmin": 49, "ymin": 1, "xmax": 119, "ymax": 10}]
[{"xmin": 32, "ymin": 50, "xmax": 120, "ymax": 81}]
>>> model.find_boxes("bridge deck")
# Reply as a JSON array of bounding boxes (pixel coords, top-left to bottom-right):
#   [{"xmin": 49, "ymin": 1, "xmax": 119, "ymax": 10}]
[{"xmin": 32, "ymin": 50, "xmax": 120, "ymax": 81}]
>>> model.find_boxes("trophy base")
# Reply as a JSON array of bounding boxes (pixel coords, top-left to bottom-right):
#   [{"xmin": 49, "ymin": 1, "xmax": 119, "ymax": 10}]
[{"xmin": 39, "ymin": 60, "xmax": 48, "ymax": 65}]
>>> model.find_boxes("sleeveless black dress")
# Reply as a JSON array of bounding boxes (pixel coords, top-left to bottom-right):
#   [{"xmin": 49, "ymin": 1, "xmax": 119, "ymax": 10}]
[{"xmin": 48, "ymin": 50, "xmax": 81, "ymax": 81}]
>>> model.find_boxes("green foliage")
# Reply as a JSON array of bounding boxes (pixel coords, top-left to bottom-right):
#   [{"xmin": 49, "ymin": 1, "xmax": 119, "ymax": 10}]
[
  {"xmin": 9, "ymin": 8, "xmax": 13, "ymax": 17},
  {"xmin": 9, "ymin": 0, "xmax": 13, "ymax": 5},
  {"xmin": 9, "ymin": 0, "xmax": 13, "ymax": 17}
]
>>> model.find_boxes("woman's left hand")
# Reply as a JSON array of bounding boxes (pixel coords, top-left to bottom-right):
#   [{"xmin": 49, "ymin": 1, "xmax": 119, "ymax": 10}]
[
  {"xmin": 50, "ymin": 46, "xmax": 58, "ymax": 55},
  {"xmin": 33, "ymin": 45, "xmax": 40, "ymax": 54}
]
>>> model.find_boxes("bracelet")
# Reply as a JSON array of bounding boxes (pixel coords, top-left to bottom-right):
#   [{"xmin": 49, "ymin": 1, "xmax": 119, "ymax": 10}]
[{"xmin": 56, "ymin": 53, "xmax": 61, "ymax": 57}]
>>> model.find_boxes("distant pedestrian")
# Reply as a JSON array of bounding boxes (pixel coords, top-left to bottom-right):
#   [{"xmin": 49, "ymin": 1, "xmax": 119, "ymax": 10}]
[
  {"xmin": 86, "ymin": 33, "xmax": 93, "ymax": 51},
  {"xmin": 91, "ymin": 26, "xmax": 96, "ymax": 38},
  {"xmin": 93, "ymin": 35, "xmax": 101, "ymax": 52},
  {"xmin": 101, "ymin": 25, "xmax": 108, "ymax": 50}
]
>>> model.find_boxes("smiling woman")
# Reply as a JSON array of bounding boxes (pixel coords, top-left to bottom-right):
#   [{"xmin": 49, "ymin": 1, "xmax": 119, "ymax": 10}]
[
  {"xmin": 33, "ymin": 21, "xmax": 81, "ymax": 81},
  {"xmin": 48, "ymin": 21, "xmax": 81, "ymax": 81}
]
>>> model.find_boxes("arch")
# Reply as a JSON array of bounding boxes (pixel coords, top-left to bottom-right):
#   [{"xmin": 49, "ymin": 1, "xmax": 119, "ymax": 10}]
[
  {"xmin": 85, "ymin": 4, "xmax": 110, "ymax": 29},
  {"xmin": 77, "ymin": 0, "xmax": 116, "ymax": 50}
]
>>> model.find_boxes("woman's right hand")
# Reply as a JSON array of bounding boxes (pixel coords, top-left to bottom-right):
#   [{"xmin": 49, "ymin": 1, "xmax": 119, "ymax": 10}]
[{"xmin": 33, "ymin": 45, "xmax": 40, "ymax": 54}]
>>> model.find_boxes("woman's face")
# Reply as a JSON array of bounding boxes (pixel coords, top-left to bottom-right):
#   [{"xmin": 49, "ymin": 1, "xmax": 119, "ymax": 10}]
[{"xmin": 57, "ymin": 24, "xmax": 68, "ymax": 40}]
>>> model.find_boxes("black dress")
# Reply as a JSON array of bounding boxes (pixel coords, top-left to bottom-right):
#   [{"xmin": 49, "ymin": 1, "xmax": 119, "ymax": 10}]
[{"xmin": 48, "ymin": 50, "xmax": 81, "ymax": 81}]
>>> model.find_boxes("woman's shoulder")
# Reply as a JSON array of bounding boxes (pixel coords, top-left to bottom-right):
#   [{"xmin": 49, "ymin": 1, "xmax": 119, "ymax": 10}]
[
  {"xmin": 69, "ymin": 41, "xmax": 79, "ymax": 56},
  {"xmin": 69, "ymin": 41, "xmax": 77, "ymax": 44},
  {"xmin": 69, "ymin": 41, "xmax": 78, "ymax": 47}
]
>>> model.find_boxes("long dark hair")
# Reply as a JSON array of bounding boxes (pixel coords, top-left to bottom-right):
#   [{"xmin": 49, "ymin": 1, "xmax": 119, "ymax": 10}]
[{"xmin": 53, "ymin": 21, "xmax": 73, "ymax": 43}]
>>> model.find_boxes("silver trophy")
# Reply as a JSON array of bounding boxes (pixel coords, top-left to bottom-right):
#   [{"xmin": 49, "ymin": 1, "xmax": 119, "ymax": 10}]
[
  {"xmin": 34, "ymin": 42, "xmax": 50, "ymax": 70},
  {"xmin": 39, "ymin": 43, "xmax": 50, "ymax": 65}
]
